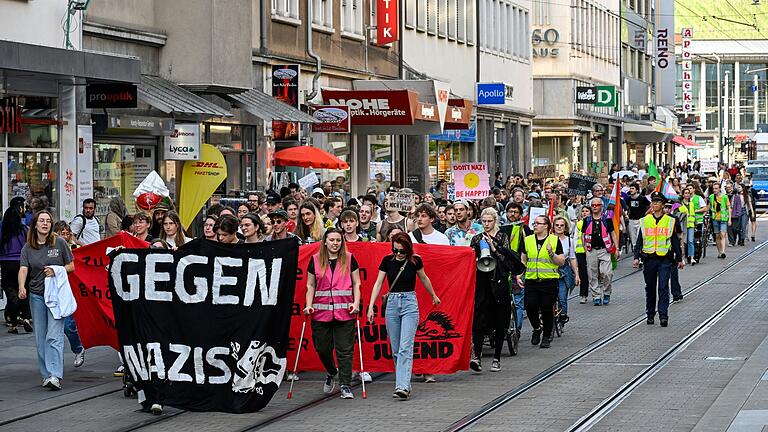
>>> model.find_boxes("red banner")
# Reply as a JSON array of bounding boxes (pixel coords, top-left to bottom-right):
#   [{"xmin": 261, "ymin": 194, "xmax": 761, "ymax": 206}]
[
  {"xmin": 376, "ymin": 0, "xmax": 399, "ymax": 46},
  {"xmin": 68, "ymin": 232, "xmax": 148, "ymax": 350},
  {"xmin": 288, "ymin": 242, "xmax": 475, "ymax": 374}
]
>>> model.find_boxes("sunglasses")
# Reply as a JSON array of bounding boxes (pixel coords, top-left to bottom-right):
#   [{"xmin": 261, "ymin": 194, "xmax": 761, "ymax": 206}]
[
  {"xmin": 554, "ymin": 224, "xmax": 565, "ymax": 227},
  {"xmin": 392, "ymin": 248, "xmax": 406, "ymax": 255},
  {"xmin": 591, "ymin": 203, "xmax": 603, "ymax": 207}
]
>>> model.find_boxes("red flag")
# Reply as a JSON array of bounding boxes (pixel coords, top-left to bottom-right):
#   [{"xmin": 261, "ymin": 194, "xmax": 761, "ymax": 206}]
[
  {"xmin": 69, "ymin": 232, "xmax": 149, "ymax": 350},
  {"xmin": 548, "ymin": 196, "xmax": 556, "ymax": 232}
]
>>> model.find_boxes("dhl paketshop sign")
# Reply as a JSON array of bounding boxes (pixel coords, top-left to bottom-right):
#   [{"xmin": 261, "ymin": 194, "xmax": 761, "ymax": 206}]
[{"xmin": 179, "ymin": 144, "xmax": 227, "ymax": 228}]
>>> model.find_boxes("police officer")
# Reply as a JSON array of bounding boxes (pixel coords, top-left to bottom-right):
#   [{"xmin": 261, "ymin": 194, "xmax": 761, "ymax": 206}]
[{"xmin": 632, "ymin": 193, "xmax": 685, "ymax": 327}]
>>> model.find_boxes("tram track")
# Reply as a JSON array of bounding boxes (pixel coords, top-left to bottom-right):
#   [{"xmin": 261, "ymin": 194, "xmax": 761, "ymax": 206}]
[{"xmin": 442, "ymin": 239, "xmax": 768, "ymax": 432}]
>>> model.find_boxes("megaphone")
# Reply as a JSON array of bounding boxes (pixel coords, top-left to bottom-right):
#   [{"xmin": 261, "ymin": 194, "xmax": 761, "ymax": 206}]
[{"xmin": 477, "ymin": 239, "xmax": 497, "ymax": 273}]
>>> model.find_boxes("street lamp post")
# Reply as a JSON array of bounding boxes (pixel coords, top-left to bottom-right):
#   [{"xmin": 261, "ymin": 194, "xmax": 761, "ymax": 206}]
[
  {"xmin": 713, "ymin": 53, "xmax": 723, "ymax": 164},
  {"xmin": 725, "ymin": 70, "xmax": 731, "ymax": 165}
]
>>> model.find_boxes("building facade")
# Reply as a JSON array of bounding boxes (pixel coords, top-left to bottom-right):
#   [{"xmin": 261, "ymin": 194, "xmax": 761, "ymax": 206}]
[{"xmin": 531, "ymin": 0, "xmax": 623, "ymax": 174}]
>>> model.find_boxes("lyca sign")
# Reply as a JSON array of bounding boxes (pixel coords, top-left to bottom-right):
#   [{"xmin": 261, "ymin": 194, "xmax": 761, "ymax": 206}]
[{"xmin": 575, "ymin": 86, "xmax": 615, "ymax": 107}]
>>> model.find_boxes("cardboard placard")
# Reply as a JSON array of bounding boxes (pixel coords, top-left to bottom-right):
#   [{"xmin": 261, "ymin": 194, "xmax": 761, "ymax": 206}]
[
  {"xmin": 385, "ymin": 192, "xmax": 416, "ymax": 213},
  {"xmin": 452, "ymin": 162, "xmax": 490, "ymax": 199},
  {"xmin": 700, "ymin": 159, "xmax": 718, "ymax": 173},
  {"xmin": 298, "ymin": 171, "xmax": 319, "ymax": 190},
  {"xmin": 567, "ymin": 173, "xmax": 598, "ymax": 196},
  {"xmin": 533, "ymin": 164, "xmax": 557, "ymax": 179}
]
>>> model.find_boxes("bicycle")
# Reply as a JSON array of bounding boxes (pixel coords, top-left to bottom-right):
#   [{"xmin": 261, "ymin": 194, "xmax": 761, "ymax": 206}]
[
  {"xmin": 701, "ymin": 214, "xmax": 710, "ymax": 259},
  {"xmin": 553, "ymin": 297, "xmax": 565, "ymax": 337},
  {"xmin": 506, "ymin": 299, "xmax": 520, "ymax": 356}
]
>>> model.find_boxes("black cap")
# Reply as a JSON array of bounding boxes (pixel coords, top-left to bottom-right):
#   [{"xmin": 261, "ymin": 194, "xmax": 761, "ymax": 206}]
[
  {"xmin": 650, "ymin": 192, "xmax": 668, "ymax": 203},
  {"xmin": 266, "ymin": 193, "xmax": 281, "ymax": 205},
  {"xmin": 268, "ymin": 209, "xmax": 289, "ymax": 220}
]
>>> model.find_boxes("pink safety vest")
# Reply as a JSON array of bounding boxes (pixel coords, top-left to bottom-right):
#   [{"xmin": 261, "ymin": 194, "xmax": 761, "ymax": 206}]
[
  {"xmin": 311, "ymin": 252, "xmax": 355, "ymax": 322},
  {"xmin": 583, "ymin": 216, "xmax": 616, "ymax": 253}
]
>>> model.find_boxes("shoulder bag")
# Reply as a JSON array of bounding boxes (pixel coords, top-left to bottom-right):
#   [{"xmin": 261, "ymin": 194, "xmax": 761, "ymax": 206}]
[{"xmin": 380, "ymin": 261, "xmax": 407, "ymax": 311}]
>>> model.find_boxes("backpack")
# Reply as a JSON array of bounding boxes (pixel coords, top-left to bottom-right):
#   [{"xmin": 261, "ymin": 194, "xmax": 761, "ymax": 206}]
[
  {"xmin": 73, "ymin": 214, "xmax": 101, "ymax": 239},
  {"xmin": 412, "ymin": 230, "xmax": 426, "ymax": 244}
]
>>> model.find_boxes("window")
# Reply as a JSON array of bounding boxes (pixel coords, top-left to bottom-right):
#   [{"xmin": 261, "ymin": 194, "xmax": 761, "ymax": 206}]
[
  {"xmin": 341, "ymin": 0, "xmax": 364, "ymax": 36},
  {"xmin": 405, "ymin": 0, "xmax": 416, "ymax": 28},
  {"xmin": 438, "ymin": 0, "xmax": 448, "ymax": 37},
  {"xmin": 457, "ymin": 0, "xmax": 466, "ymax": 41},
  {"xmin": 466, "ymin": 0, "xmax": 475, "ymax": 44},
  {"xmin": 428, "ymin": 0, "xmax": 437, "ymax": 34},
  {"xmin": 272, "ymin": 0, "xmax": 300, "ymax": 21},
  {"xmin": 417, "ymin": 0, "xmax": 427, "ymax": 31},
  {"xmin": 524, "ymin": 10, "xmax": 530, "ymax": 59},
  {"xmin": 313, "ymin": 0, "xmax": 333, "ymax": 29},
  {"xmin": 448, "ymin": 0, "xmax": 456, "ymax": 39}
]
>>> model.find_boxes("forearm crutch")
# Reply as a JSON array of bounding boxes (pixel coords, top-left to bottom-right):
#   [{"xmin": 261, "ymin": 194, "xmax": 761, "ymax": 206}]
[
  {"xmin": 356, "ymin": 318, "xmax": 367, "ymax": 399},
  {"xmin": 286, "ymin": 315, "xmax": 308, "ymax": 399}
]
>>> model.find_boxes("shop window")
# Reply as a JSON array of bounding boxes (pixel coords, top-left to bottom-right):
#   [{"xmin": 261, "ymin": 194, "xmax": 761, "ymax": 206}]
[
  {"xmin": 92, "ymin": 143, "xmax": 156, "ymax": 226},
  {"xmin": 429, "ymin": 140, "xmax": 464, "ymax": 185},
  {"xmin": 8, "ymin": 151, "xmax": 59, "ymax": 217},
  {"xmin": 206, "ymin": 124, "xmax": 256, "ymax": 194},
  {"xmin": 7, "ymin": 124, "xmax": 59, "ymax": 149}
]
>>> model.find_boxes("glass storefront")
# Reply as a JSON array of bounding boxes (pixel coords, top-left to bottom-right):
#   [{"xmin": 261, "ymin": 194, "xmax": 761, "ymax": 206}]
[
  {"xmin": 206, "ymin": 123, "xmax": 256, "ymax": 195},
  {"xmin": 92, "ymin": 142, "xmax": 157, "ymax": 224},
  {"xmin": 2, "ymin": 96, "xmax": 61, "ymax": 216},
  {"xmin": 428, "ymin": 140, "xmax": 464, "ymax": 184}
]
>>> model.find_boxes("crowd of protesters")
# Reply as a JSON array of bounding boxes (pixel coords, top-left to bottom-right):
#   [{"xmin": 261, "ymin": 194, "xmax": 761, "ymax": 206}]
[{"xmin": 0, "ymin": 160, "xmax": 760, "ymax": 404}]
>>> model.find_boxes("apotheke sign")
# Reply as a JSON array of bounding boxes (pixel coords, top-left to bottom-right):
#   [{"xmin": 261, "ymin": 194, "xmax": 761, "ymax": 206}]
[{"xmin": 164, "ymin": 123, "xmax": 201, "ymax": 160}]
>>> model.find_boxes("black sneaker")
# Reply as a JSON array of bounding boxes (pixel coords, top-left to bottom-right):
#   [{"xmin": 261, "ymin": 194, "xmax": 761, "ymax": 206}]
[
  {"xmin": 469, "ymin": 358, "xmax": 482, "ymax": 372},
  {"xmin": 394, "ymin": 388, "xmax": 410, "ymax": 400},
  {"xmin": 660, "ymin": 319, "xmax": 668, "ymax": 327},
  {"xmin": 558, "ymin": 314, "xmax": 569, "ymax": 324},
  {"xmin": 531, "ymin": 328, "xmax": 542, "ymax": 345},
  {"xmin": 673, "ymin": 295, "xmax": 683, "ymax": 302},
  {"xmin": 647, "ymin": 317, "xmax": 654, "ymax": 325},
  {"xmin": 22, "ymin": 319, "xmax": 33, "ymax": 333},
  {"xmin": 539, "ymin": 337, "xmax": 552, "ymax": 348}
]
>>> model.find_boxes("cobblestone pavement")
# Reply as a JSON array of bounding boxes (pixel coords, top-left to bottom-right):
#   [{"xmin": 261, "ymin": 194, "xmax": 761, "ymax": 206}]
[{"xmin": 1, "ymin": 233, "xmax": 767, "ymax": 432}]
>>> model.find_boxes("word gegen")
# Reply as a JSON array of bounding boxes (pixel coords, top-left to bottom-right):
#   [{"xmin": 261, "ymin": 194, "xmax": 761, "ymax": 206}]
[{"xmin": 110, "ymin": 253, "xmax": 283, "ymax": 306}]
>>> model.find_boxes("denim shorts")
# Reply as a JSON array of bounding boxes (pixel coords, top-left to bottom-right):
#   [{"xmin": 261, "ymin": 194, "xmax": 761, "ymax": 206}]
[{"xmin": 712, "ymin": 221, "xmax": 728, "ymax": 234}]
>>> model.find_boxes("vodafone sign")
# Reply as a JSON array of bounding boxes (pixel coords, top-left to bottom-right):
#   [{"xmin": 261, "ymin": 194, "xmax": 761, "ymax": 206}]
[
  {"xmin": 322, "ymin": 90, "xmax": 418, "ymax": 126},
  {"xmin": 377, "ymin": 0, "xmax": 399, "ymax": 46}
]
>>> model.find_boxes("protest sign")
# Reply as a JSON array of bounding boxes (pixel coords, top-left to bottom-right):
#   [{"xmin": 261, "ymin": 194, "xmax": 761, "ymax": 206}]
[
  {"xmin": 528, "ymin": 207, "xmax": 546, "ymax": 229},
  {"xmin": 109, "ymin": 238, "xmax": 299, "ymax": 413},
  {"xmin": 567, "ymin": 173, "xmax": 598, "ymax": 196},
  {"xmin": 69, "ymin": 232, "xmax": 149, "ymax": 351},
  {"xmin": 700, "ymin": 159, "xmax": 718, "ymax": 173},
  {"xmin": 533, "ymin": 165, "xmax": 557, "ymax": 179},
  {"xmin": 298, "ymin": 171, "xmax": 319, "ymax": 190},
  {"xmin": 452, "ymin": 163, "xmax": 490, "ymax": 199},
  {"xmin": 385, "ymin": 192, "xmax": 416, "ymax": 213},
  {"xmin": 288, "ymin": 242, "xmax": 475, "ymax": 375}
]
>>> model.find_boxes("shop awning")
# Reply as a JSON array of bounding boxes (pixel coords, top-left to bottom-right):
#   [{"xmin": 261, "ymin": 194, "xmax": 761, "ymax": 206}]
[
  {"xmin": 224, "ymin": 89, "xmax": 318, "ymax": 123},
  {"xmin": 138, "ymin": 75, "xmax": 232, "ymax": 117},
  {"xmin": 274, "ymin": 146, "xmax": 349, "ymax": 169},
  {"xmin": 672, "ymin": 135, "xmax": 701, "ymax": 148},
  {"xmin": 623, "ymin": 121, "xmax": 674, "ymax": 144}
]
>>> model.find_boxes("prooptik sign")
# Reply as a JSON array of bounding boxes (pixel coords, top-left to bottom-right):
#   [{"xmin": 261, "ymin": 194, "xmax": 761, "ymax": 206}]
[{"xmin": 164, "ymin": 123, "xmax": 201, "ymax": 160}]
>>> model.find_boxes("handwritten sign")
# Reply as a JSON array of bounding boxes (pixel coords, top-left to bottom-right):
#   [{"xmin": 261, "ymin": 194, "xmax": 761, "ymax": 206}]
[
  {"xmin": 298, "ymin": 171, "xmax": 319, "ymax": 190},
  {"xmin": 452, "ymin": 162, "xmax": 490, "ymax": 199},
  {"xmin": 567, "ymin": 173, "xmax": 598, "ymax": 196},
  {"xmin": 700, "ymin": 159, "xmax": 718, "ymax": 173},
  {"xmin": 533, "ymin": 164, "xmax": 557, "ymax": 179},
  {"xmin": 385, "ymin": 192, "xmax": 416, "ymax": 213}
]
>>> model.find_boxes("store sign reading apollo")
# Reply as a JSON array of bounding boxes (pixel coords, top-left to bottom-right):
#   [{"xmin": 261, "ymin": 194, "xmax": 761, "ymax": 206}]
[{"xmin": 532, "ymin": 28, "xmax": 559, "ymax": 58}]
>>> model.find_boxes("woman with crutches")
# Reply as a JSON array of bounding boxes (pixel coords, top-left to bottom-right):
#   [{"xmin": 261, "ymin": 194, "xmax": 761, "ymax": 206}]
[{"xmin": 303, "ymin": 229, "xmax": 361, "ymax": 399}]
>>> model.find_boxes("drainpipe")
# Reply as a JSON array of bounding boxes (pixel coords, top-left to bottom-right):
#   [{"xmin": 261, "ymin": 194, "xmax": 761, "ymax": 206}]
[
  {"xmin": 306, "ymin": 0, "xmax": 322, "ymax": 102},
  {"xmin": 259, "ymin": 0, "xmax": 268, "ymax": 55}
]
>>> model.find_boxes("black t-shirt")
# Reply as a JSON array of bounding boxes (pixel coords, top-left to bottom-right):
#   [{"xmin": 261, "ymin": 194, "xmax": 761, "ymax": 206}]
[
  {"xmin": 589, "ymin": 217, "xmax": 614, "ymax": 249},
  {"xmin": 627, "ymin": 194, "xmax": 650, "ymax": 220},
  {"xmin": 307, "ymin": 256, "xmax": 360, "ymax": 276},
  {"xmin": 378, "ymin": 255, "xmax": 424, "ymax": 292}
]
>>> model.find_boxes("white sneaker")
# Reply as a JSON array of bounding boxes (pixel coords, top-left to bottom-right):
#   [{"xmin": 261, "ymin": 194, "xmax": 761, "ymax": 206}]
[
  {"xmin": 42, "ymin": 377, "xmax": 50, "ymax": 387},
  {"xmin": 286, "ymin": 372, "xmax": 299, "ymax": 381},
  {"xmin": 74, "ymin": 349, "xmax": 85, "ymax": 368},
  {"xmin": 45, "ymin": 376, "xmax": 61, "ymax": 390},
  {"xmin": 580, "ymin": 296, "xmax": 587, "ymax": 304},
  {"xmin": 150, "ymin": 404, "xmax": 163, "ymax": 415},
  {"xmin": 360, "ymin": 371, "xmax": 372, "ymax": 383}
]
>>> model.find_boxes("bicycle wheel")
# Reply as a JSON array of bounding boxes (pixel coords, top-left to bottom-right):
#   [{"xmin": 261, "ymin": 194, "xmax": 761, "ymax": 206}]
[
  {"xmin": 553, "ymin": 304, "xmax": 563, "ymax": 337},
  {"xmin": 702, "ymin": 226, "xmax": 708, "ymax": 258},
  {"xmin": 507, "ymin": 303, "xmax": 519, "ymax": 356}
]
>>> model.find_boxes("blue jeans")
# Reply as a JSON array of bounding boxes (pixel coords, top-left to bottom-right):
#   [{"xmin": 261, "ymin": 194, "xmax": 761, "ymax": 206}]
[
  {"xmin": 557, "ymin": 279, "xmax": 569, "ymax": 315},
  {"xmin": 513, "ymin": 289, "xmax": 525, "ymax": 332},
  {"xmin": 643, "ymin": 259, "xmax": 672, "ymax": 320},
  {"xmin": 686, "ymin": 227, "xmax": 695, "ymax": 258},
  {"xmin": 29, "ymin": 293, "xmax": 65, "ymax": 380},
  {"xmin": 64, "ymin": 315, "xmax": 84, "ymax": 354},
  {"xmin": 740, "ymin": 212, "xmax": 748, "ymax": 241},
  {"xmin": 385, "ymin": 292, "xmax": 419, "ymax": 392}
]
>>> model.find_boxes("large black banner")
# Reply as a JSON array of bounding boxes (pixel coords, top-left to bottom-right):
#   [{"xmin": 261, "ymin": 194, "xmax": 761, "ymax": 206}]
[{"xmin": 109, "ymin": 238, "xmax": 299, "ymax": 413}]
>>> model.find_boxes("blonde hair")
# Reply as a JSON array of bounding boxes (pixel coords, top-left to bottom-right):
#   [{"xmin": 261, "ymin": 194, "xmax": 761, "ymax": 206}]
[{"xmin": 480, "ymin": 207, "xmax": 500, "ymax": 233}]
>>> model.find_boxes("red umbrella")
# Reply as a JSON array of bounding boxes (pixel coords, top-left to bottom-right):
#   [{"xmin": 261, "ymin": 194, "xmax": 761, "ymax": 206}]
[{"xmin": 273, "ymin": 146, "xmax": 349, "ymax": 169}]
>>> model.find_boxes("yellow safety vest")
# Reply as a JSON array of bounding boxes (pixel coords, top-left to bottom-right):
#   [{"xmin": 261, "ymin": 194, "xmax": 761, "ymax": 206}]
[
  {"xmin": 524, "ymin": 234, "xmax": 560, "ymax": 280},
  {"xmin": 641, "ymin": 214, "xmax": 675, "ymax": 256},
  {"xmin": 683, "ymin": 200, "xmax": 695, "ymax": 229},
  {"xmin": 574, "ymin": 220, "xmax": 585, "ymax": 253},
  {"xmin": 710, "ymin": 194, "xmax": 729, "ymax": 222},
  {"xmin": 509, "ymin": 224, "xmax": 523, "ymax": 253}
]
